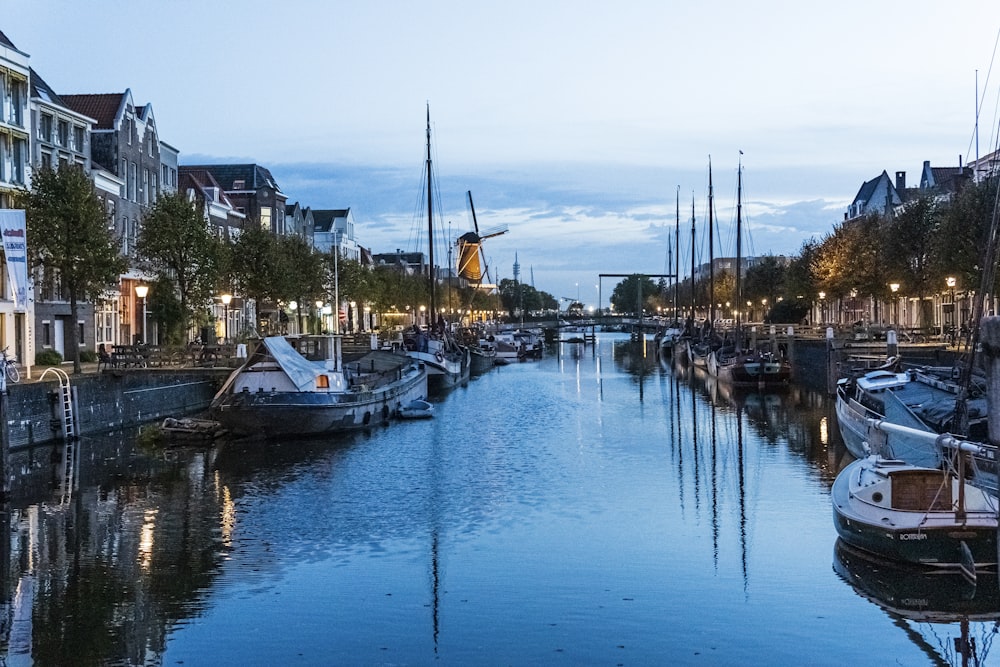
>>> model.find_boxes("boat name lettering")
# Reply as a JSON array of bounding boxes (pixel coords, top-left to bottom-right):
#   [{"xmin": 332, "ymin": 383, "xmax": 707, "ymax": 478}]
[{"xmin": 898, "ymin": 533, "xmax": 927, "ymax": 541}]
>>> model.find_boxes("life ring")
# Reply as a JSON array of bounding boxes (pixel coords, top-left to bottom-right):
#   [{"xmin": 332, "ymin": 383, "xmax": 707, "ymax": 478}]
[{"xmin": 435, "ymin": 350, "xmax": 444, "ymax": 362}]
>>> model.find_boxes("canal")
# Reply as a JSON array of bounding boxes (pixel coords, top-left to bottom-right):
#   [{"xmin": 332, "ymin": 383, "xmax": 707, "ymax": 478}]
[{"xmin": 0, "ymin": 332, "xmax": 995, "ymax": 666}]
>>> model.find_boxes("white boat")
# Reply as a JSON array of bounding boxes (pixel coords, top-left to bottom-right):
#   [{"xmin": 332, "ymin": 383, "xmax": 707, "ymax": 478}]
[
  {"xmin": 210, "ymin": 335, "xmax": 428, "ymax": 438},
  {"xmin": 831, "ymin": 447, "xmax": 998, "ymax": 580},
  {"xmin": 834, "ymin": 366, "xmax": 995, "ymax": 489},
  {"xmin": 398, "ymin": 399, "xmax": 434, "ymax": 420}
]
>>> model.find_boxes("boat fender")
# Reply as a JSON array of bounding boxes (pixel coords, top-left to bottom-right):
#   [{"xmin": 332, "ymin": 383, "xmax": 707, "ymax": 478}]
[{"xmin": 435, "ymin": 350, "xmax": 444, "ymax": 362}]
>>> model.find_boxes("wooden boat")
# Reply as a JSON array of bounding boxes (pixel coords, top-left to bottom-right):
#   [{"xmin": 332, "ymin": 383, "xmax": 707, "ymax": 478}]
[
  {"xmin": 398, "ymin": 399, "xmax": 434, "ymax": 420},
  {"xmin": 831, "ymin": 442, "xmax": 998, "ymax": 580},
  {"xmin": 210, "ymin": 335, "xmax": 427, "ymax": 438},
  {"xmin": 160, "ymin": 417, "xmax": 227, "ymax": 441}
]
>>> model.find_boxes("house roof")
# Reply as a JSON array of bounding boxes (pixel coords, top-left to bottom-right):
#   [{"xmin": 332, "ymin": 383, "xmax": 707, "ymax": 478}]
[
  {"xmin": 29, "ymin": 68, "xmax": 66, "ymax": 107},
  {"xmin": 60, "ymin": 93, "xmax": 125, "ymax": 129},
  {"xmin": 312, "ymin": 208, "xmax": 349, "ymax": 232},
  {"xmin": 178, "ymin": 168, "xmax": 236, "ymax": 208},
  {"xmin": 181, "ymin": 164, "xmax": 284, "ymax": 195},
  {"xmin": 0, "ymin": 30, "xmax": 19, "ymax": 50}
]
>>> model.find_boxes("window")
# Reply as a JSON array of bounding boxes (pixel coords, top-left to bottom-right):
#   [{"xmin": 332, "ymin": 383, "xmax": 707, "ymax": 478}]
[
  {"xmin": 260, "ymin": 206, "xmax": 272, "ymax": 231},
  {"xmin": 143, "ymin": 168, "xmax": 149, "ymax": 205},
  {"xmin": 73, "ymin": 126, "xmax": 84, "ymax": 153},
  {"xmin": 233, "ymin": 179, "xmax": 245, "ymax": 189},
  {"xmin": 57, "ymin": 119, "xmax": 69, "ymax": 147},
  {"xmin": 106, "ymin": 199, "xmax": 116, "ymax": 231},
  {"xmin": 120, "ymin": 158, "xmax": 127, "ymax": 197},
  {"xmin": 41, "ymin": 151, "xmax": 51, "ymax": 170},
  {"xmin": 151, "ymin": 173, "xmax": 157, "ymax": 202},
  {"xmin": 11, "ymin": 139, "xmax": 24, "ymax": 184},
  {"xmin": 39, "ymin": 114, "xmax": 52, "ymax": 141},
  {"xmin": 42, "ymin": 322, "xmax": 51, "ymax": 347},
  {"xmin": 129, "ymin": 162, "xmax": 136, "ymax": 201}
]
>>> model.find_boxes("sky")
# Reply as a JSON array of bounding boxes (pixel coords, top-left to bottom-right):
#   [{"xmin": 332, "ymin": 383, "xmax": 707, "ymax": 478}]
[{"xmin": 5, "ymin": 1, "xmax": 1000, "ymax": 308}]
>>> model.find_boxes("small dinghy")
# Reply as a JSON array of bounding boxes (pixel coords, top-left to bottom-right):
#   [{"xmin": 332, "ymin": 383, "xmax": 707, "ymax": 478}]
[{"xmin": 398, "ymin": 399, "xmax": 434, "ymax": 420}]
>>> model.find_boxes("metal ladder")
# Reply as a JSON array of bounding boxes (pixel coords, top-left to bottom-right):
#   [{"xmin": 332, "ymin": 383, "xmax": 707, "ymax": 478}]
[
  {"xmin": 39, "ymin": 368, "xmax": 79, "ymax": 503},
  {"xmin": 40, "ymin": 367, "xmax": 78, "ymax": 441}
]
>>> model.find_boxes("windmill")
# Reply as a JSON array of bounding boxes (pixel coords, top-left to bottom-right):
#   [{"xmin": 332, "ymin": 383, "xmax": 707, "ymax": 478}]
[{"xmin": 456, "ymin": 191, "xmax": 507, "ymax": 290}]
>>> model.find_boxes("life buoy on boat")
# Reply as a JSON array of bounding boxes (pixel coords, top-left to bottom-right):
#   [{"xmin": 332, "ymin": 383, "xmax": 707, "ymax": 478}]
[{"xmin": 435, "ymin": 350, "xmax": 444, "ymax": 362}]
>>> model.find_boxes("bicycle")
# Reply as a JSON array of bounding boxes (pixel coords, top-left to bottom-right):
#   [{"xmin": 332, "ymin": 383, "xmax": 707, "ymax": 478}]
[{"xmin": 1, "ymin": 347, "xmax": 20, "ymax": 384}]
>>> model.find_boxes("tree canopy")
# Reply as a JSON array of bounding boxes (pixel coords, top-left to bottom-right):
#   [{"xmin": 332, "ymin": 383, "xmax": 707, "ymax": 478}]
[{"xmin": 22, "ymin": 165, "xmax": 127, "ymax": 372}]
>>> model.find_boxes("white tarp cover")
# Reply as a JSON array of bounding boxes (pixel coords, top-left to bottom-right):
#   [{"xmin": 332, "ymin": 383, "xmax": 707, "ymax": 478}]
[{"xmin": 261, "ymin": 336, "xmax": 320, "ymax": 392}]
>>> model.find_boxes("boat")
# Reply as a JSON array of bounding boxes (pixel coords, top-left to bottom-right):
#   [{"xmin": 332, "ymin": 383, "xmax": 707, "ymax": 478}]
[
  {"xmin": 159, "ymin": 417, "xmax": 227, "ymax": 441},
  {"xmin": 835, "ymin": 365, "xmax": 989, "ymax": 457},
  {"xmin": 405, "ymin": 105, "xmax": 471, "ymax": 391},
  {"xmin": 487, "ymin": 329, "xmax": 542, "ymax": 364},
  {"xmin": 706, "ymin": 157, "xmax": 791, "ymax": 387},
  {"xmin": 210, "ymin": 335, "xmax": 428, "ymax": 438},
  {"xmin": 398, "ymin": 399, "xmax": 434, "ymax": 420},
  {"xmin": 831, "ymin": 441, "xmax": 998, "ymax": 580}
]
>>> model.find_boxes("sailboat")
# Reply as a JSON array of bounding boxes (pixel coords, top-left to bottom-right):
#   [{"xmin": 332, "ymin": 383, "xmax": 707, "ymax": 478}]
[
  {"xmin": 404, "ymin": 105, "xmax": 471, "ymax": 391},
  {"xmin": 831, "ymin": 432, "xmax": 998, "ymax": 581},
  {"xmin": 706, "ymin": 156, "xmax": 791, "ymax": 387}
]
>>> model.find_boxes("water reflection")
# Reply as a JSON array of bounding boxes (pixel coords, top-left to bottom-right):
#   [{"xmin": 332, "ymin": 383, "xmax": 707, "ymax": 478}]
[
  {"xmin": 0, "ymin": 333, "xmax": 972, "ymax": 664},
  {"xmin": 834, "ymin": 539, "xmax": 1000, "ymax": 666}
]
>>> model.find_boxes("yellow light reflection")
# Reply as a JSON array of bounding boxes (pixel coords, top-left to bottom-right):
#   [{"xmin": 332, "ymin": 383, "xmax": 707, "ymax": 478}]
[
  {"xmin": 221, "ymin": 486, "xmax": 236, "ymax": 547},
  {"xmin": 139, "ymin": 508, "xmax": 158, "ymax": 571},
  {"xmin": 819, "ymin": 416, "xmax": 828, "ymax": 446}
]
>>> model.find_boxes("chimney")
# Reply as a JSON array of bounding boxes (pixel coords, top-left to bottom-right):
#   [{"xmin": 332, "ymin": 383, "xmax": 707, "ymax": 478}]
[{"xmin": 895, "ymin": 171, "xmax": 906, "ymax": 191}]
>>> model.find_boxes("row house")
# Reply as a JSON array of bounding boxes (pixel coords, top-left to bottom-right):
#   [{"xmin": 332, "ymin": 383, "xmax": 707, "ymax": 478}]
[
  {"xmin": 179, "ymin": 167, "xmax": 249, "ymax": 340},
  {"xmin": 182, "ymin": 164, "xmax": 287, "ymax": 235},
  {"xmin": 29, "ymin": 68, "xmax": 97, "ymax": 360},
  {"xmin": 0, "ymin": 31, "xmax": 32, "ymax": 365},
  {"xmin": 285, "ymin": 201, "xmax": 315, "ymax": 240},
  {"xmin": 60, "ymin": 89, "xmax": 166, "ymax": 348}
]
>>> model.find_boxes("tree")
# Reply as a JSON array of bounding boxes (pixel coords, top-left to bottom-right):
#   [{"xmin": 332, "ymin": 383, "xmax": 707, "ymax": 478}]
[
  {"xmin": 610, "ymin": 275, "xmax": 659, "ymax": 315},
  {"xmin": 23, "ymin": 166, "xmax": 127, "ymax": 373},
  {"xmin": 138, "ymin": 192, "xmax": 223, "ymax": 340}
]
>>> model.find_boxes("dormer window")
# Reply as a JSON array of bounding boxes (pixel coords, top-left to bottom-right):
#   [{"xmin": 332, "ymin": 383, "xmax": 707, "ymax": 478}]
[{"xmin": 233, "ymin": 179, "xmax": 245, "ymax": 189}]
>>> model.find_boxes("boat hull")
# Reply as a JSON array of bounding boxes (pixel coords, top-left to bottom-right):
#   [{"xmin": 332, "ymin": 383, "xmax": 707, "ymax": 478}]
[
  {"xmin": 212, "ymin": 365, "xmax": 428, "ymax": 438},
  {"xmin": 831, "ymin": 457, "xmax": 998, "ymax": 570}
]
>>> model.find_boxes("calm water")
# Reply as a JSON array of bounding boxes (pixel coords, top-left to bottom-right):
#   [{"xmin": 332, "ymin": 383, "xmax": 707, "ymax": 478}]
[{"xmin": 2, "ymin": 332, "xmax": 998, "ymax": 666}]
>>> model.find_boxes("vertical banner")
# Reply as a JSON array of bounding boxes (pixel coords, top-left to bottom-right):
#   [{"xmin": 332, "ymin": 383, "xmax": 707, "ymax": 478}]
[{"xmin": 0, "ymin": 210, "xmax": 27, "ymax": 312}]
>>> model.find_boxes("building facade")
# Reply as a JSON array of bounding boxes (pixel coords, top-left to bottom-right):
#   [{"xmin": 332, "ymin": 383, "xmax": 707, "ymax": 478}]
[{"xmin": 0, "ymin": 31, "xmax": 34, "ymax": 365}]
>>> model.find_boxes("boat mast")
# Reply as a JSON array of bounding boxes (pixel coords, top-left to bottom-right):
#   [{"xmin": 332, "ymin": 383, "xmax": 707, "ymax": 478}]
[
  {"xmin": 708, "ymin": 157, "xmax": 715, "ymax": 329},
  {"xmin": 690, "ymin": 193, "xmax": 696, "ymax": 320},
  {"xmin": 674, "ymin": 186, "xmax": 680, "ymax": 321},
  {"xmin": 426, "ymin": 104, "xmax": 436, "ymax": 326},
  {"xmin": 735, "ymin": 154, "xmax": 743, "ymax": 353}
]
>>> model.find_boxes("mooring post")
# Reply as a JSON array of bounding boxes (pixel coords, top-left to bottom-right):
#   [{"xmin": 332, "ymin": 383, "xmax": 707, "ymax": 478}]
[
  {"xmin": 979, "ymin": 317, "xmax": 1000, "ymax": 443},
  {"xmin": 886, "ymin": 329, "xmax": 898, "ymax": 361},
  {"xmin": 826, "ymin": 326, "xmax": 838, "ymax": 395}
]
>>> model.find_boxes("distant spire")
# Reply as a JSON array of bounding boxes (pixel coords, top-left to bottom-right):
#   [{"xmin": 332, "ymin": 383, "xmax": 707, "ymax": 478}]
[
  {"xmin": 513, "ymin": 252, "xmax": 520, "ymax": 281},
  {"xmin": 530, "ymin": 265, "xmax": 535, "ymax": 288}
]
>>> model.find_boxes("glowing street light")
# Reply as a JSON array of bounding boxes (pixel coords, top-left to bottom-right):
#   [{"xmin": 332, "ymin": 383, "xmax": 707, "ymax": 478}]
[
  {"xmin": 134, "ymin": 284, "xmax": 149, "ymax": 344},
  {"xmin": 221, "ymin": 293, "xmax": 232, "ymax": 343}
]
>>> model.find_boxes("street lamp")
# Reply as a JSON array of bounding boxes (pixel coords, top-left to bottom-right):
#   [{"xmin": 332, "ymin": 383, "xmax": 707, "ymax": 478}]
[
  {"xmin": 946, "ymin": 276, "xmax": 956, "ymax": 342},
  {"xmin": 818, "ymin": 291, "xmax": 826, "ymax": 325},
  {"xmin": 221, "ymin": 293, "xmax": 232, "ymax": 343},
  {"xmin": 889, "ymin": 282, "xmax": 900, "ymax": 327},
  {"xmin": 134, "ymin": 284, "xmax": 148, "ymax": 344}
]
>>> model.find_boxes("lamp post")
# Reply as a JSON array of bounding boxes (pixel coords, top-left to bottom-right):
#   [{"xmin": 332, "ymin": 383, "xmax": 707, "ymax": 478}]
[
  {"xmin": 946, "ymin": 276, "xmax": 956, "ymax": 343},
  {"xmin": 889, "ymin": 282, "xmax": 900, "ymax": 327},
  {"xmin": 818, "ymin": 291, "xmax": 826, "ymax": 325},
  {"xmin": 221, "ymin": 293, "xmax": 232, "ymax": 343},
  {"xmin": 134, "ymin": 284, "xmax": 148, "ymax": 344}
]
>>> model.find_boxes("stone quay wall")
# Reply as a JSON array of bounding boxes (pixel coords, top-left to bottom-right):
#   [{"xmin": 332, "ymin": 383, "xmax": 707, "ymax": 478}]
[{"xmin": 1, "ymin": 368, "xmax": 231, "ymax": 450}]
